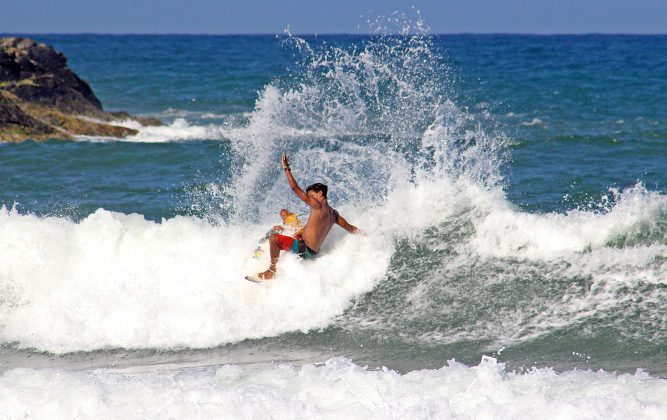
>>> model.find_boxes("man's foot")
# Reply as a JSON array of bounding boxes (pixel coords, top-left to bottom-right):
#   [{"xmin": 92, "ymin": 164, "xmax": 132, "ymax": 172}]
[{"xmin": 257, "ymin": 269, "xmax": 276, "ymax": 280}]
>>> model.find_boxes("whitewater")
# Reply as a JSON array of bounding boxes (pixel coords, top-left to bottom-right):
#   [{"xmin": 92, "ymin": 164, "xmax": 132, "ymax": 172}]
[{"xmin": 3, "ymin": 357, "xmax": 666, "ymax": 419}]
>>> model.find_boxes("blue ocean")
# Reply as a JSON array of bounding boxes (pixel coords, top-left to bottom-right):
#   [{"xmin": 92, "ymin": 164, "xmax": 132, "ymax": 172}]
[{"xmin": 1, "ymin": 30, "xmax": 666, "ymax": 418}]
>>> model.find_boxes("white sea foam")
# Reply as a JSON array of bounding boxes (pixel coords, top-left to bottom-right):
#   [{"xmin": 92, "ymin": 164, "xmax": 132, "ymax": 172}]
[
  {"xmin": 442, "ymin": 182, "xmax": 666, "ymax": 345},
  {"xmin": 2, "ymin": 156, "xmax": 664, "ymax": 353},
  {"xmin": 1, "ymin": 357, "xmax": 665, "ymax": 419},
  {"xmin": 469, "ymin": 183, "xmax": 667, "ymax": 261},
  {"xmin": 331, "ymin": 178, "xmax": 667, "ymax": 349},
  {"xmin": 0, "ymin": 206, "xmax": 390, "ymax": 353},
  {"xmin": 122, "ymin": 118, "xmax": 229, "ymax": 142},
  {"xmin": 72, "ymin": 118, "xmax": 232, "ymax": 143},
  {"xmin": 520, "ymin": 118, "xmax": 544, "ymax": 127}
]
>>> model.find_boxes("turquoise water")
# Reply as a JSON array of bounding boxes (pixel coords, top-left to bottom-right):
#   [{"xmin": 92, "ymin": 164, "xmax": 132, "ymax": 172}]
[{"xmin": 0, "ymin": 33, "xmax": 666, "ymax": 415}]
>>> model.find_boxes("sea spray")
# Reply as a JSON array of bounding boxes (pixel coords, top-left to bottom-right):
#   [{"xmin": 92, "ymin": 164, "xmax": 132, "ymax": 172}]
[{"xmin": 217, "ymin": 28, "xmax": 507, "ymax": 224}]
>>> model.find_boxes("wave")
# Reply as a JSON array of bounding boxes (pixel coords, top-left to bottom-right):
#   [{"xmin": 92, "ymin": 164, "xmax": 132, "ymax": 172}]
[
  {"xmin": 520, "ymin": 117, "xmax": 544, "ymax": 127},
  {"xmin": 471, "ymin": 183, "xmax": 667, "ymax": 260},
  {"xmin": 1, "ymin": 177, "xmax": 665, "ymax": 353},
  {"xmin": 0, "ymin": 206, "xmax": 390, "ymax": 353},
  {"xmin": 337, "ymin": 181, "xmax": 667, "ymax": 350},
  {"xmin": 74, "ymin": 118, "xmax": 231, "ymax": 143},
  {"xmin": 2, "ymin": 30, "xmax": 666, "ymax": 356},
  {"xmin": 2, "ymin": 357, "xmax": 665, "ymax": 418}
]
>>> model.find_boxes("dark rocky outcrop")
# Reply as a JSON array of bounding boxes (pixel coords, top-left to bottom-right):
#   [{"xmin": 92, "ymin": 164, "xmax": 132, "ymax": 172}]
[
  {"xmin": 0, "ymin": 37, "xmax": 161, "ymax": 142},
  {"xmin": 0, "ymin": 90, "xmax": 61, "ymax": 140}
]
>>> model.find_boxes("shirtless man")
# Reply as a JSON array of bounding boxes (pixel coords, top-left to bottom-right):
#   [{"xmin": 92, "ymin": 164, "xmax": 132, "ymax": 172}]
[{"xmin": 256, "ymin": 153, "xmax": 360, "ymax": 280}]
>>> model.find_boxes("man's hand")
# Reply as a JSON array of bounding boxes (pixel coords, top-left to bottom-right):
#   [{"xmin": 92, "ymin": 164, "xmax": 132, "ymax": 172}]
[{"xmin": 282, "ymin": 151, "xmax": 310, "ymax": 205}]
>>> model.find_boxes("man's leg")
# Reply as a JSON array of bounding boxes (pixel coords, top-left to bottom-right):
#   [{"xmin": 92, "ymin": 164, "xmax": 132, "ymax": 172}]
[{"xmin": 258, "ymin": 234, "xmax": 293, "ymax": 280}]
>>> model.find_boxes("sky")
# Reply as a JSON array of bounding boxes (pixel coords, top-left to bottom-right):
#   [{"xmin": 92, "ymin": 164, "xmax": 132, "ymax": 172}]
[{"xmin": 2, "ymin": 0, "xmax": 665, "ymax": 34}]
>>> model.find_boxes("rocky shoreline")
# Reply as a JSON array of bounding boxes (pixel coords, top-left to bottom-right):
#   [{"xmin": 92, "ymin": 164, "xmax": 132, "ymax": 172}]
[{"xmin": 0, "ymin": 37, "xmax": 161, "ymax": 142}]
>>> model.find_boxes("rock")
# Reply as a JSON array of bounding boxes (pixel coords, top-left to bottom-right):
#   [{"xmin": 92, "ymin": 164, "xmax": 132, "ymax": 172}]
[
  {"xmin": 0, "ymin": 37, "xmax": 101, "ymax": 114},
  {"xmin": 106, "ymin": 111, "xmax": 163, "ymax": 127},
  {"xmin": 0, "ymin": 36, "xmax": 161, "ymax": 142},
  {"xmin": 20, "ymin": 101, "xmax": 138, "ymax": 138},
  {"xmin": 0, "ymin": 91, "xmax": 65, "ymax": 141}
]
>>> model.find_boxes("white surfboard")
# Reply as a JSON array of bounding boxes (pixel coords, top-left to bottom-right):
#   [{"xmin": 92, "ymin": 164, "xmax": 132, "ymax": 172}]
[{"xmin": 244, "ymin": 275, "xmax": 263, "ymax": 283}]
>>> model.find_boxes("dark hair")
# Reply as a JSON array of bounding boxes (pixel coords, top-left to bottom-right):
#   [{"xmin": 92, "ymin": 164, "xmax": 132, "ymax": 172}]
[{"xmin": 306, "ymin": 183, "xmax": 328, "ymax": 198}]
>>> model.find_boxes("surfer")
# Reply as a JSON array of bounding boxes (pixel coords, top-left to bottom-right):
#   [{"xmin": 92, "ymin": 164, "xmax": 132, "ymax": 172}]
[{"xmin": 255, "ymin": 153, "xmax": 360, "ymax": 280}]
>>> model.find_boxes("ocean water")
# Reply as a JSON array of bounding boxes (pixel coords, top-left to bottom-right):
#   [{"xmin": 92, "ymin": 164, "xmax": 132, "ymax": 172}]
[{"xmin": 1, "ymin": 31, "xmax": 666, "ymax": 418}]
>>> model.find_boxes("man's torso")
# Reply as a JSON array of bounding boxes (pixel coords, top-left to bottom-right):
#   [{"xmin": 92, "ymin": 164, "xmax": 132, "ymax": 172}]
[{"xmin": 301, "ymin": 202, "xmax": 336, "ymax": 252}]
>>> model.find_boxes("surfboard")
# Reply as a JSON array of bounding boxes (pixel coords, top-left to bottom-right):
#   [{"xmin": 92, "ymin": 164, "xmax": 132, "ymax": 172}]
[{"xmin": 244, "ymin": 275, "xmax": 263, "ymax": 284}]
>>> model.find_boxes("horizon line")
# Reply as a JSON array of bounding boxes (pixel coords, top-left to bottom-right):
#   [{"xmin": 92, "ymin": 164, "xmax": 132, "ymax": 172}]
[{"xmin": 3, "ymin": 31, "xmax": 667, "ymax": 37}]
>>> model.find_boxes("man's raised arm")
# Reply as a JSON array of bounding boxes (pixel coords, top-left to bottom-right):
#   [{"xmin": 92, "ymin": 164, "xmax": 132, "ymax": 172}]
[{"xmin": 282, "ymin": 153, "xmax": 320, "ymax": 208}]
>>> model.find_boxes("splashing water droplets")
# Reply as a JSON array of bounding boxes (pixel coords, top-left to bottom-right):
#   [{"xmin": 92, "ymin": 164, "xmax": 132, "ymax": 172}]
[{"xmin": 219, "ymin": 23, "xmax": 507, "ymax": 224}]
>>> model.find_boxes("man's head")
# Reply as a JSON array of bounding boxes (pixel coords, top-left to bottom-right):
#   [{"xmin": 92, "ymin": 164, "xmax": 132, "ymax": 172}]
[{"xmin": 306, "ymin": 183, "xmax": 328, "ymax": 199}]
